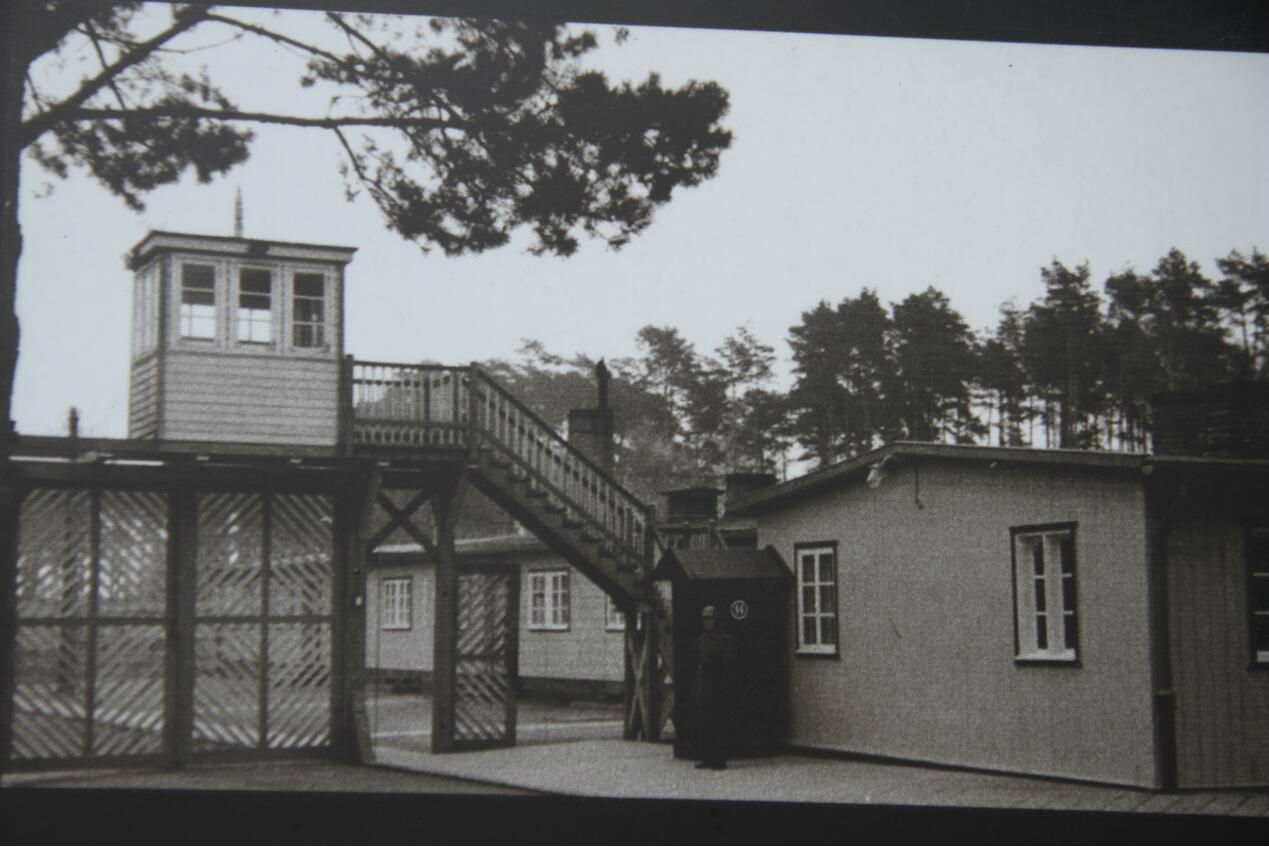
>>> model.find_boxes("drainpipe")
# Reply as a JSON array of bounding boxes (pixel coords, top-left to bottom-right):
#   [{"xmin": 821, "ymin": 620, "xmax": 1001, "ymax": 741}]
[{"xmin": 1144, "ymin": 463, "xmax": 1185, "ymax": 791}]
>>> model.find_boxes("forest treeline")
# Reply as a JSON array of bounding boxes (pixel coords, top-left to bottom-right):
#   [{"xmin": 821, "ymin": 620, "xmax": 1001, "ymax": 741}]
[{"xmin": 482, "ymin": 246, "xmax": 1269, "ymax": 499}]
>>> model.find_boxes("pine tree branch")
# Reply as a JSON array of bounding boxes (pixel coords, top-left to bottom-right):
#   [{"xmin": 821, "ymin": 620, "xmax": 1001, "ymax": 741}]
[
  {"xmin": 202, "ymin": 12, "xmax": 346, "ymax": 66},
  {"xmin": 21, "ymin": 5, "xmax": 212, "ymax": 146},
  {"xmin": 56, "ymin": 105, "xmax": 455, "ymax": 131}
]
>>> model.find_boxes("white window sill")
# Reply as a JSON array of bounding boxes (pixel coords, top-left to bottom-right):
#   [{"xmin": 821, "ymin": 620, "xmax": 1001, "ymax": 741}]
[{"xmin": 1015, "ymin": 649, "xmax": 1077, "ymax": 663}]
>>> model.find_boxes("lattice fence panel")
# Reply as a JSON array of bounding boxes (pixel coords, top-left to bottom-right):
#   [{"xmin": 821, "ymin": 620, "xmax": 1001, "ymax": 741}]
[
  {"xmin": 16, "ymin": 489, "xmax": 91, "ymax": 619},
  {"xmin": 93, "ymin": 624, "xmax": 165, "ymax": 756},
  {"xmin": 269, "ymin": 494, "xmax": 333, "ymax": 616},
  {"xmin": 196, "ymin": 493, "xmax": 263, "ymax": 618},
  {"xmin": 454, "ymin": 573, "xmax": 512, "ymax": 745},
  {"xmin": 11, "ymin": 624, "xmax": 88, "ymax": 760},
  {"xmin": 193, "ymin": 623, "xmax": 261, "ymax": 751},
  {"xmin": 98, "ymin": 491, "xmax": 167, "ymax": 617},
  {"xmin": 266, "ymin": 623, "xmax": 332, "ymax": 749}
]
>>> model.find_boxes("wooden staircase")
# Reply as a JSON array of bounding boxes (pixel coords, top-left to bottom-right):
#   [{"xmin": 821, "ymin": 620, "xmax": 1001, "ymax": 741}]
[
  {"xmin": 342, "ymin": 359, "xmax": 666, "ymax": 742},
  {"xmin": 343, "ymin": 359, "xmax": 654, "ymax": 605}
]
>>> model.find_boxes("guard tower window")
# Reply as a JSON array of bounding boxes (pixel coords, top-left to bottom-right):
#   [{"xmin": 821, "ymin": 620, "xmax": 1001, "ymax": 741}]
[
  {"xmin": 179, "ymin": 264, "xmax": 217, "ymax": 339},
  {"xmin": 292, "ymin": 273, "xmax": 326, "ymax": 349},
  {"xmin": 237, "ymin": 268, "xmax": 273, "ymax": 344}
]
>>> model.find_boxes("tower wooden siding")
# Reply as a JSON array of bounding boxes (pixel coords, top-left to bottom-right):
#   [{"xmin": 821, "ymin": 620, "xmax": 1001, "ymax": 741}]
[{"xmin": 125, "ymin": 232, "xmax": 355, "ymax": 446}]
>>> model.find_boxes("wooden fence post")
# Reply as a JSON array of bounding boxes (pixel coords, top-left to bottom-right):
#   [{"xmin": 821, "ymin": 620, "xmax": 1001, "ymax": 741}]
[
  {"xmin": 165, "ymin": 486, "xmax": 198, "ymax": 769},
  {"xmin": 332, "ymin": 466, "xmax": 378, "ymax": 763},
  {"xmin": 431, "ymin": 469, "xmax": 468, "ymax": 753}
]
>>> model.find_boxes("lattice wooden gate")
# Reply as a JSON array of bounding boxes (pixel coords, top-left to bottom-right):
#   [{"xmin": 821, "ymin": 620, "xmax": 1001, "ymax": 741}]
[
  {"xmin": 192, "ymin": 492, "xmax": 334, "ymax": 755},
  {"xmin": 452, "ymin": 569, "xmax": 518, "ymax": 750},
  {"xmin": 11, "ymin": 489, "xmax": 168, "ymax": 766},
  {"xmin": 6, "ymin": 485, "xmax": 339, "ymax": 770}
]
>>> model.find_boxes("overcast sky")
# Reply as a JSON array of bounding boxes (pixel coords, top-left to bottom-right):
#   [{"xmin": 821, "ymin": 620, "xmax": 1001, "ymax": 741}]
[{"xmin": 14, "ymin": 6, "xmax": 1269, "ymax": 437}]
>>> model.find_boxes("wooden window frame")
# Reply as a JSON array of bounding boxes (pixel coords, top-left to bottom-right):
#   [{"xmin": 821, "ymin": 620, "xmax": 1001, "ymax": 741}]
[
  {"xmin": 235, "ymin": 266, "xmax": 275, "ymax": 346},
  {"xmin": 178, "ymin": 262, "xmax": 218, "ymax": 341},
  {"xmin": 528, "ymin": 570, "xmax": 570, "ymax": 632},
  {"xmin": 794, "ymin": 542, "xmax": 839, "ymax": 657},
  {"xmin": 290, "ymin": 270, "xmax": 329, "ymax": 351},
  {"xmin": 1010, "ymin": 522, "xmax": 1080, "ymax": 666},
  {"xmin": 381, "ymin": 576, "xmax": 412, "ymax": 631}
]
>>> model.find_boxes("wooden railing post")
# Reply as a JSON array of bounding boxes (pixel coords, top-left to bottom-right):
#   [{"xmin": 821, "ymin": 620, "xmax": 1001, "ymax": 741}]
[
  {"xmin": 468, "ymin": 363, "xmax": 481, "ymax": 458},
  {"xmin": 337, "ymin": 355, "xmax": 354, "ymax": 454}
]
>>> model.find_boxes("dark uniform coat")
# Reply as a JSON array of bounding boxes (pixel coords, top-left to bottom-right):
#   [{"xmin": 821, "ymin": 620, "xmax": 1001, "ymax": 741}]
[{"xmin": 693, "ymin": 628, "xmax": 738, "ymax": 766}]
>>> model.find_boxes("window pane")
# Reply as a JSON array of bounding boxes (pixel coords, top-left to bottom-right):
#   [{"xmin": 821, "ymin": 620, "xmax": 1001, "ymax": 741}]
[
  {"xmin": 294, "ymin": 299, "xmax": 323, "ymax": 322},
  {"xmin": 183, "ymin": 265, "xmax": 214, "ymax": 290},
  {"xmin": 819, "ymin": 615, "xmax": 836, "ymax": 646},
  {"xmin": 295, "ymin": 274, "xmax": 324, "ymax": 297},
  {"xmin": 240, "ymin": 269, "xmax": 271, "ymax": 294},
  {"xmin": 802, "ymin": 586, "xmax": 816, "ymax": 615},
  {"xmin": 818, "ymin": 584, "xmax": 834, "ymax": 614},
  {"xmin": 803, "ymin": 617, "xmax": 817, "ymax": 646},
  {"xmin": 1033, "ymin": 577, "xmax": 1046, "ymax": 612},
  {"xmin": 1059, "ymin": 535, "xmax": 1075, "ymax": 576},
  {"xmin": 1031, "ymin": 541, "xmax": 1045, "ymax": 576},
  {"xmin": 801, "ymin": 556, "xmax": 815, "ymax": 582},
  {"xmin": 1035, "ymin": 614, "xmax": 1048, "ymax": 650},
  {"xmin": 1062, "ymin": 612, "xmax": 1078, "ymax": 650},
  {"xmin": 818, "ymin": 553, "xmax": 833, "ymax": 583},
  {"xmin": 1061, "ymin": 574, "xmax": 1077, "ymax": 611},
  {"xmin": 184, "ymin": 289, "xmax": 214, "ymax": 306}
]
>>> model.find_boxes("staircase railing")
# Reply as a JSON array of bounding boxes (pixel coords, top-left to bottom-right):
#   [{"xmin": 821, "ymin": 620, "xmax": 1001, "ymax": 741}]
[
  {"xmin": 468, "ymin": 366, "xmax": 650, "ymax": 576},
  {"xmin": 344, "ymin": 359, "xmax": 651, "ymax": 578},
  {"xmin": 346, "ymin": 360, "xmax": 471, "ymax": 448}
]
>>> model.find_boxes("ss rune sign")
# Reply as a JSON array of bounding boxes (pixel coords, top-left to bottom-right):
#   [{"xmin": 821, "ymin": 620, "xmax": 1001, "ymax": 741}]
[{"xmin": 730, "ymin": 599, "xmax": 749, "ymax": 621}]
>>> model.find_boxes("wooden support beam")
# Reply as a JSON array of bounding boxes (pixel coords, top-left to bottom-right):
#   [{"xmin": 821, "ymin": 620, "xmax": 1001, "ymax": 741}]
[
  {"xmin": 367, "ymin": 488, "xmax": 435, "ymax": 553},
  {"xmin": 331, "ymin": 467, "xmax": 380, "ymax": 763},
  {"xmin": 430, "ymin": 469, "xmax": 468, "ymax": 754},
  {"xmin": 166, "ymin": 487, "xmax": 198, "ymax": 769}
]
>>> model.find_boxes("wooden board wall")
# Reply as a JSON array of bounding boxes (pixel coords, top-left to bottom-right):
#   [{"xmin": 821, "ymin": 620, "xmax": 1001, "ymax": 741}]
[
  {"xmin": 1168, "ymin": 518, "xmax": 1269, "ymax": 788},
  {"xmin": 160, "ymin": 351, "xmax": 339, "ymax": 446},
  {"xmin": 128, "ymin": 355, "xmax": 159, "ymax": 438}
]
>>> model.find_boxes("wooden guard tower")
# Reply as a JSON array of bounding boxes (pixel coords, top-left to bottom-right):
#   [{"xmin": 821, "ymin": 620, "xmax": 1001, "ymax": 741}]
[
  {"xmin": 126, "ymin": 231, "xmax": 355, "ymax": 444},
  {"xmin": 113, "ymin": 230, "xmax": 666, "ymax": 754}
]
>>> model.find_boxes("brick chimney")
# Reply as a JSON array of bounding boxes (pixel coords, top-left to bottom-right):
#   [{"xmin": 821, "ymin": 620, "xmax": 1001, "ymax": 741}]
[{"xmin": 567, "ymin": 360, "xmax": 615, "ymax": 473}]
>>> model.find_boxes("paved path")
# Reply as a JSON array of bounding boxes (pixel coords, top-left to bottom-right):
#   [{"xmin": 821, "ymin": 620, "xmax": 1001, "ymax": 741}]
[{"xmin": 372, "ymin": 737, "xmax": 1269, "ymax": 817}]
